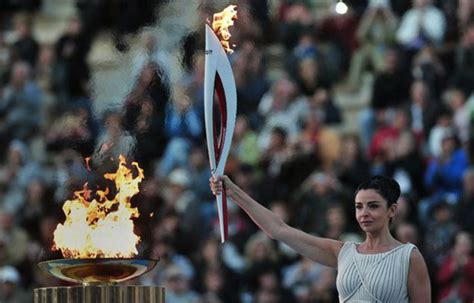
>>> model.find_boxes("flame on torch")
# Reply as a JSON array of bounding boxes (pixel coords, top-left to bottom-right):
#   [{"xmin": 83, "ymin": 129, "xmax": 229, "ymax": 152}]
[
  {"xmin": 211, "ymin": 5, "xmax": 237, "ymax": 54},
  {"xmin": 53, "ymin": 155, "xmax": 144, "ymax": 259}
]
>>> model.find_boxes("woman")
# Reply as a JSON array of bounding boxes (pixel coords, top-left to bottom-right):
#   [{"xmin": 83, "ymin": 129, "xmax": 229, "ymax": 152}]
[{"xmin": 210, "ymin": 175, "xmax": 431, "ymax": 302}]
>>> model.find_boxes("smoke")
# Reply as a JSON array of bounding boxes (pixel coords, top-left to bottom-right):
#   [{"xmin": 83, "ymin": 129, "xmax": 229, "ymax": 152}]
[{"xmin": 90, "ymin": 0, "xmax": 210, "ymax": 161}]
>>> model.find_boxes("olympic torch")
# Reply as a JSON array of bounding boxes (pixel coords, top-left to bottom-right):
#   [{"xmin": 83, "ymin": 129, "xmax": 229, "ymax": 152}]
[{"xmin": 204, "ymin": 5, "xmax": 237, "ymax": 243}]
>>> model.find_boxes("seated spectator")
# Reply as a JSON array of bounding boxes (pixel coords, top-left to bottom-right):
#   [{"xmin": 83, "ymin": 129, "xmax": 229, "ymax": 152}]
[
  {"xmin": 277, "ymin": 2, "xmax": 315, "ymax": 51},
  {"xmin": 199, "ymin": 266, "xmax": 239, "ymax": 303},
  {"xmin": 336, "ymin": 133, "xmax": 371, "ymax": 192},
  {"xmin": 423, "ymin": 200, "xmax": 459, "ymax": 267},
  {"xmin": 305, "ymin": 88, "xmax": 343, "ymax": 125},
  {"xmin": 257, "ymin": 76, "xmax": 303, "ymax": 149},
  {"xmin": 17, "ymin": 178, "xmax": 54, "ymax": 242},
  {"xmin": 164, "ymin": 265, "xmax": 201, "ymax": 303},
  {"xmin": 453, "ymin": 21, "xmax": 474, "ymax": 96},
  {"xmin": 53, "ymin": 16, "xmax": 92, "ymax": 102},
  {"xmin": 423, "ymin": 128, "xmax": 468, "ymax": 209},
  {"xmin": 293, "ymin": 171, "xmax": 348, "ymax": 235},
  {"xmin": 308, "ymin": 266, "xmax": 337, "ymax": 303},
  {"xmin": 123, "ymin": 62, "xmax": 169, "ymax": 170},
  {"xmin": 232, "ymin": 39, "xmax": 269, "ymax": 118},
  {"xmin": 407, "ymin": 80, "xmax": 441, "ymax": 141},
  {"xmin": 0, "ymin": 266, "xmax": 29, "ymax": 303},
  {"xmin": 395, "ymin": 222, "xmax": 420, "ymax": 245},
  {"xmin": 317, "ymin": 4, "xmax": 358, "ymax": 77},
  {"xmin": 295, "ymin": 57, "xmax": 329, "ymax": 97},
  {"xmin": 411, "ymin": 46, "xmax": 446, "ymax": 96},
  {"xmin": 384, "ymin": 131, "xmax": 426, "ymax": 196},
  {"xmin": 94, "ymin": 110, "xmax": 135, "ymax": 163},
  {"xmin": 396, "ymin": 0, "xmax": 446, "ymax": 68},
  {"xmin": 295, "ymin": 109, "xmax": 341, "ymax": 170},
  {"xmin": 443, "ymin": 88, "xmax": 470, "ymax": 144},
  {"xmin": 283, "ymin": 256, "xmax": 328, "ymax": 301},
  {"xmin": 427, "ymin": 108, "xmax": 453, "ymax": 158},
  {"xmin": 191, "ymin": 236, "xmax": 239, "ymax": 303},
  {"xmin": 0, "ymin": 61, "xmax": 42, "ymax": 153},
  {"xmin": 10, "ymin": 14, "xmax": 38, "ymax": 68},
  {"xmin": 45, "ymin": 101, "xmax": 96, "ymax": 157},
  {"xmin": 358, "ymin": 47, "xmax": 410, "ymax": 149},
  {"xmin": 249, "ymin": 262, "xmax": 295, "ymax": 303},
  {"xmin": 231, "ymin": 115, "xmax": 261, "ymax": 168},
  {"xmin": 0, "ymin": 210, "xmax": 28, "ymax": 267},
  {"xmin": 141, "ymin": 237, "xmax": 195, "ymax": 287},
  {"xmin": 368, "ymin": 107, "xmax": 412, "ymax": 162},
  {"xmin": 456, "ymin": 168, "xmax": 474, "ymax": 234},
  {"xmin": 436, "ymin": 231, "xmax": 474, "ymax": 303},
  {"xmin": 345, "ymin": 0, "xmax": 397, "ymax": 91},
  {"xmin": 0, "ymin": 140, "xmax": 42, "ymax": 213},
  {"xmin": 0, "ymin": 32, "xmax": 11, "ymax": 83},
  {"xmin": 156, "ymin": 86, "xmax": 201, "ymax": 177}
]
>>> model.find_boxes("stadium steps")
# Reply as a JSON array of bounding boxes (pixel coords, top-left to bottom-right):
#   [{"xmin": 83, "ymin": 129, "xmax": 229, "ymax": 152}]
[{"xmin": 332, "ymin": 73, "xmax": 373, "ymax": 134}]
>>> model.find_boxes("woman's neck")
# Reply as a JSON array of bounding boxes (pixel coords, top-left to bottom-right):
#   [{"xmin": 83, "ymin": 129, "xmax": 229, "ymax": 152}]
[{"xmin": 363, "ymin": 229, "xmax": 399, "ymax": 250}]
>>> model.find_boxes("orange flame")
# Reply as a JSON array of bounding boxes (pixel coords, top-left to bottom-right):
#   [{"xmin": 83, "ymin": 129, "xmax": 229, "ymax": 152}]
[
  {"xmin": 212, "ymin": 5, "xmax": 237, "ymax": 54},
  {"xmin": 53, "ymin": 155, "xmax": 144, "ymax": 259}
]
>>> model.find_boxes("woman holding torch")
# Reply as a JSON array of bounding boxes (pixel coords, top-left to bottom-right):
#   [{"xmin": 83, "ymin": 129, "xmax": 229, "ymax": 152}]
[{"xmin": 210, "ymin": 175, "xmax": 431, "ymax": 302}]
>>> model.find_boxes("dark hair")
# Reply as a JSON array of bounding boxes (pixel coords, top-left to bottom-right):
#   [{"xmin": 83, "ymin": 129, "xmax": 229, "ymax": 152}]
[{"xmin": 355, "ymin": 175, "xmax": 401, "ymax": 206}]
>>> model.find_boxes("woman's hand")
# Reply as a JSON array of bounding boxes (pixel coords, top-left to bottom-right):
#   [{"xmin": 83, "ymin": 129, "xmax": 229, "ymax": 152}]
[{"xmin": 209, "ymin": 175, "xmax": 233, "ymax": 197}]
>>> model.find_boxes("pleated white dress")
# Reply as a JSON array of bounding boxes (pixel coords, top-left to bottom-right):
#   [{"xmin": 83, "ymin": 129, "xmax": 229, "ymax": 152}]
[{"xmin": 336, "ymin": 241, "xmax": 415, "ymax": 302}]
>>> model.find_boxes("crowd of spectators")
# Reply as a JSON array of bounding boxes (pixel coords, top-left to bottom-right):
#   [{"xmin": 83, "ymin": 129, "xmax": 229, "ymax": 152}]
[{"xmin": 0, "ymin": 0, "xmax": 473, "ymax": 302}]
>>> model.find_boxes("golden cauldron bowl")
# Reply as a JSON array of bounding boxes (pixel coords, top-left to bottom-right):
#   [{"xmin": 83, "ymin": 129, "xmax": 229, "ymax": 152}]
[{"xmin": 38, "ymin": 258, "xmax": 158, "ymax": 284}]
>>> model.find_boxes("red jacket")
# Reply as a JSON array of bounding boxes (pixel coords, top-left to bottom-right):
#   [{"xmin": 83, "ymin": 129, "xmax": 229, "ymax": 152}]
[{"xmin": 437, "ymin": 255, "xmax": 474, "ymax": 302}]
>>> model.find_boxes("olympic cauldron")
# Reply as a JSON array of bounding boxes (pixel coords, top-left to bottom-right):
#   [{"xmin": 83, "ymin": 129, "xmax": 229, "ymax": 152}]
[{"xmin": 34, "ymin": 156, "xmax": 164, "ymax": 303}]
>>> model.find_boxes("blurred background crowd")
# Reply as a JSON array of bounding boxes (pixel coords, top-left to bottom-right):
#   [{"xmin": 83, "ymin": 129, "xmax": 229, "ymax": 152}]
[{"xmin": 0, "ymin": 0, "xmax": 473, "ymax": 302}]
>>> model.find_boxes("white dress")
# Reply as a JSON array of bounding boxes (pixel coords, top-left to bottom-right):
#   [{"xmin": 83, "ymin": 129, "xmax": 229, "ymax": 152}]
[{"xmin": 336, "ymin": 241, "xmax": 415, "ymax": 302}]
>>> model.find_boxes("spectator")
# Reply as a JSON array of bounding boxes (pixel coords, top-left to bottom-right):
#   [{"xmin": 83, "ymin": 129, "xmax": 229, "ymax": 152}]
[
  {"xmin": 406, "ymin": 80, "xmax": 440, "ymax": 141},
  {"xmin": 336, "ymin": 134, "xmax": 371, "ymax": 192},
  {"xmin": 453, "ymin": 21, "xmax": 474, "ymax": 96},
  {"xmin": 278, "ymin": 2, "xmax": 315, "ymax": 51},
  {"xmin": 0, "ymin": 32, "xmax": 11, "ymax": 83},
  {"xmin": 163, "ymin": 264, "xmax": 201, "ymax": 303},
  {"xmin": 423, "ymin": 128, "xmax": 468, "ymax": 214},
  {"xmin": 423, "ymin": 200, "xmax": 459, "ymax": 267},
  {"xmin": 0, "ymin": 266, "xmax": 29, "ymax": 302},
  {"xmin": 359, "ymin": 47, "xmax": 410, "ymax": 149},
  {"xmin": 0, "ymin": 140, "xmax": 42, "ymax": 213},
  {"xmin": 345, "ymin": 0, "xmax": 397, "ymax": 91},
  {"xmin": 411, "ymin": 46, "xmax": 447, "ymax": 95},
  {"xmin": 231, "ymin": 115, "xmax": 261, "ymax": 168},
  {"xmin": 0, "ymin": 61, "xmax": 42, "ymax": 153},
  {"xmin": 396, "ymin": 0, "xmax": 446, "ymax": 67},
  {"xmin": 294, "ymin": 57, "xmax": 329, "ymax": 97},
  {"xmin": 395, "ymin": 222, "xmax": 420, "ymax": 245},
  {"xmin": 232, "ymin": 39, "xmax": 269, "ymax": 118},
  {"xmin": 427, "ymin": 107, "xmax": 453, "ymax": 158},
  {"xmin": 308, "ymin": 266, "xmax": 337, "ymax": 303},
  {"xmin": 11, "ymin": 14, "xmax": 38, "ymax": 68},
  {"xmin": 306, "ymin": 88, "xmax": 342, "ymax": 125},
  {"xmin": 257, "ymin": 77, "xmax": 302, "ymax": 149},
  {"xmin": 191, "ymin": 236, "xmax": 239, "ymax": 303},
  {"xmin": 0, "ymin": 210, "xmax": 28, "ymax": 267},
  {"xmin": 123, "ymin": 62, "xmax": 169, "ymax": 170},
  {"xmin": 282, "ymin": 256, "xmax": 328, "ymax": 301},
  {"xmin": 436, "ymin": 231, "xmax": 474, "ymax": 302},
  {"xmin": 157, "ymin": 86, "xmax": 201, "ymax": 177},
  {"xmin": 443, "ymin": 88, "xmax": 470, "ymax": 144},
  {"xmin": 455, "ymin": 168, "xmax": 474, "ymax": 234}
]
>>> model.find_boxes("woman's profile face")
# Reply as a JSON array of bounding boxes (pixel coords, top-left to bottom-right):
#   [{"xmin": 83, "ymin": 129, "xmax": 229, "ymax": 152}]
[{"xmin": 355, "ymin": 189, "xmax": 396, "ymax": 233}]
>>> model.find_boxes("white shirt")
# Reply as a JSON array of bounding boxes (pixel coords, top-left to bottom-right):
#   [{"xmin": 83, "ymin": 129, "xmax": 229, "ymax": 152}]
[{"xmin": 396, "ymin": 5, "xmax": 446, "ymax": 47}]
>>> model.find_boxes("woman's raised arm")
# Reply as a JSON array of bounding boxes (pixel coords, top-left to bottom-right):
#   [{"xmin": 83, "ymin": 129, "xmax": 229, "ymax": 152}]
[{"xmin": 210, "ymin": 175, "xmax": 344, "ymax": 267}]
